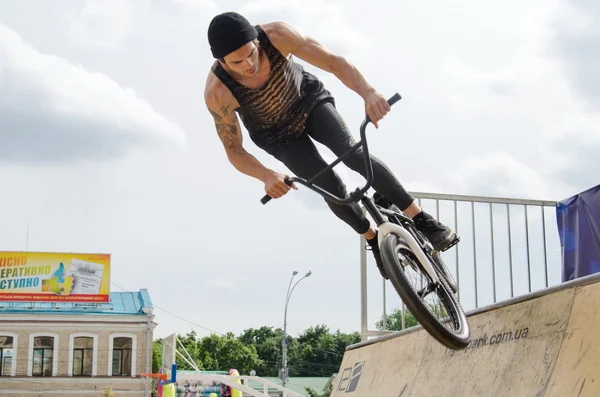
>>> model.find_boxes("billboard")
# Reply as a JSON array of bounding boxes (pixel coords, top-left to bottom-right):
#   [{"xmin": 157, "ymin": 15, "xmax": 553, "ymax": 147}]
[{"xmin": 0, "ymin": 251, "xmax": 110, "ymax": 302}]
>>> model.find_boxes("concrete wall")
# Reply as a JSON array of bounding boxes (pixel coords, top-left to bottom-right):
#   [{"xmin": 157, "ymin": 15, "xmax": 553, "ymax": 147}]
[{"xmin": 0, "ymin": 377, "xmax": 147, "ymax": 397}]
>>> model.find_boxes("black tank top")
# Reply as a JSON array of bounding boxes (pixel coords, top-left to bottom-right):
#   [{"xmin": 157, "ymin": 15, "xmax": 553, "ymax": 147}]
[{"xmin": 211, "ymin": 25, "xmax": 335, "ymax": 157}]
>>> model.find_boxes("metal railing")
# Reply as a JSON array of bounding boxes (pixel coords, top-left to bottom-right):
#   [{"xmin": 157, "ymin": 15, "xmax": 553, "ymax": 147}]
[
  {"xmin": 175, "ymin": 373, "xmax": 305, "ymax": 397},
  {"xmin": 360, "ymin": 191, "xmax": 561, "ymax": 341}
]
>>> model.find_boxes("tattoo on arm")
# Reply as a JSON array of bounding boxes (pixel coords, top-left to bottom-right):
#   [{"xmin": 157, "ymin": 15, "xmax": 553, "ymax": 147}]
[{"xmin": 209, "ymin": 104, "xmax": 243, "ymax": 152}]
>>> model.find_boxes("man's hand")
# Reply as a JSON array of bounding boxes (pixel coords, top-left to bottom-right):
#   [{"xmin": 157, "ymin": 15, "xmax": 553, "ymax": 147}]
[
  {"xmin": 264, "ymin": 171, "xmax": 298, "ymax": 199},
  {"xmin": 364, "ymin": 90, "xmax": 391, "ymax": 129}
]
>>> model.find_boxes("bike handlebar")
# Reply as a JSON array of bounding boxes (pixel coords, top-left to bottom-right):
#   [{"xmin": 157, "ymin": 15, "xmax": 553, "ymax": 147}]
[
  {"xmin": 366, "ymin": 93, "xmax": 402, "ymax": 123},
  {"xmin": 260, "ymin": 177, "xmax": 293, "ymax": 204},
  {"xmin": 261, "ymin": 93, "xmax": 402, "ymax": 205}
]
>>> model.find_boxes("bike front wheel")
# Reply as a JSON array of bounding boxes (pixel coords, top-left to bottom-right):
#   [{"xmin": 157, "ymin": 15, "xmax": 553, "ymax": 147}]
[
  {"xmin": 381, "ymin": 233, "xmax": 470, "ymax": 350},
  {"xmin": 431, "ymin": 252, "xmax": 458, "ymax": 294}
]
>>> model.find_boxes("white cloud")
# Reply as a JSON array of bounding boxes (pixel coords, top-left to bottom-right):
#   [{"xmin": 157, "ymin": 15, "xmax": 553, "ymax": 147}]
[
  {"xmin": 445, "ymin": 147, "xmax": 594, "ymax": 202},
  {"xmin": 549, "ymin": 0, "xmax": 600, "ymax": 109},
  {"xmin": 69, "ymin": 0, "xmax": 136, "ymax": 48},
  {"xmin": 172, "ymin": 0, "xmax": 218, "ymax": 12},
  {"xmin": 448, "ymin": 152, "xmax": 557, "ymax": 199},
  {"xmin": 547, "ymin": 130, "xmax": 600, "ymax": 192},
  {"xmin": 239, "ymin": 0, "xmax": 369, "ymax": 54},
  {"xmin": 0, "ymin": 22, "xmax": 187, "ymax": 164},
  {"xmin": 205, "ymin": 278, "xmax": 236, "ymax": 291}
]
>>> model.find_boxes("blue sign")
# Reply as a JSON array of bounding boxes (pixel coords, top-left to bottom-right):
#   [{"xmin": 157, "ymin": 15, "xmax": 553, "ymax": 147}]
[{"xmin": 556, "ymin": 184, "xmax": 600, "ymax": 281}]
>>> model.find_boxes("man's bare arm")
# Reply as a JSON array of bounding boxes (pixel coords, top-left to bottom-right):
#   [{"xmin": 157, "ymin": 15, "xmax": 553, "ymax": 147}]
[
  {"xmin": 206, "ymin": 94, "xmax": 271, "ymax": 183},
  {"xmin": 204, "ymin": 72, "xmax": 297, "ymax": 198},
  {"xmin": 267, "ymin": 22, "xmax": 374, "ymax": 98},
  {"xmin": 265, "ymin": 22, "xmax": 390, "ymax": 126}
]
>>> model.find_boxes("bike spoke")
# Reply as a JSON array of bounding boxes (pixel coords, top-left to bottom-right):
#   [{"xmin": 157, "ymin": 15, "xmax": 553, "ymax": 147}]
[
  {"xmin": 397, "ymin": 249, "xmax": 459, "ymax": 332},
  {"xmin": 417, "ymin": 282, "xmax": 437, "ymax": 299}
]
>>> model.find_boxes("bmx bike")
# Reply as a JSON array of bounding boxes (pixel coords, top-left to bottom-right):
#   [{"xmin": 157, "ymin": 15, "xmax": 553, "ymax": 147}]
[{"xmin": 260, "ymin": 93, "xmax": 470, "ymax": 350}]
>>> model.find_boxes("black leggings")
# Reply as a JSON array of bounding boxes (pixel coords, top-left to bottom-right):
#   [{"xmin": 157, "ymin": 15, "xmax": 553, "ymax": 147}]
[{"xmin": 276, "ymin": 101, "xmax": 414, "ymax": 234}]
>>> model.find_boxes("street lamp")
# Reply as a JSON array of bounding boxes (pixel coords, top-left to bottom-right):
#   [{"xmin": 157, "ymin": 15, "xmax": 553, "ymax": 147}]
[{"xmin": 281, "ymin": 270, "xmax": 312, "ymax": 388}]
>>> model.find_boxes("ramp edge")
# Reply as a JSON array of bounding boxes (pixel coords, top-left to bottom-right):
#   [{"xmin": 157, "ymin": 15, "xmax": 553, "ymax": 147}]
[{"xmin": 346, "ymin": 272, "xmax": 600, "ymax": 351}]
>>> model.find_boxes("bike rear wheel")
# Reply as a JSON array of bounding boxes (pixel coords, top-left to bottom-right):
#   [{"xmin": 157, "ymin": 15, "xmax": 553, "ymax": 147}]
[{"xmin": 380, "ymin": 233, "xmax": 470, "ymax": 350}]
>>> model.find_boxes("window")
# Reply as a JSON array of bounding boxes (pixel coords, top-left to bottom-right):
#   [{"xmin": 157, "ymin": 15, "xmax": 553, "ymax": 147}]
[
  {"xmin": 32, "ymin": 336, "xmax": 54, "ymax": 376},
  {"xmin": 108, "ymin": 333, "xmax": 137, "ymax": 377},
  {"xmin": 73, "ymin": 337, "xmax": 93, "ymax": 376},
  {"xmin": 112, "ymin": 337, "xmax": 132, "ymax": 376},
  {"xmin": 68, "ymin": 333, "xmax": 97, "ymax": 377},
  {"xmin": 28, "ymin": 333, "xmax": 58, "ymax": 377},
  {"xmin": 0, "ymin": 336, "xmax": 13, "ymax": 376}
]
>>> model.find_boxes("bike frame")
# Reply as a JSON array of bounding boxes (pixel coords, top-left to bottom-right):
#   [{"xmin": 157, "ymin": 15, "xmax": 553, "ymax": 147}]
[{"xmin": 261, "ymin": 93, "xmax": 440, "ymax": 284}]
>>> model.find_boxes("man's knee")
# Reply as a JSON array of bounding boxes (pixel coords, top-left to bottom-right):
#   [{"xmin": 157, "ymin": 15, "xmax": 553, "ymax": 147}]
[
  {"xmin": 323, "ymin": 196, "xmax": 371, "ymax": 234},
  {"xmin": 344, "ymin": 149, "xmax": 368, "ymax": 174}
]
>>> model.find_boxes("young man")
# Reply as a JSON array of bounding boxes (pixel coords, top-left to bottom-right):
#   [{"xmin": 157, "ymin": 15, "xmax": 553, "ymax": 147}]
[{"xmin": 204, "ymin": 12, "xmax": 458, "ymax": 279}]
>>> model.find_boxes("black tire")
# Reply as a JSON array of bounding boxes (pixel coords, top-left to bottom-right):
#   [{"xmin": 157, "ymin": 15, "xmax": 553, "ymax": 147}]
[{"xmin": 381, "ymin": 233, "xmax": 470, "ymax": 350}]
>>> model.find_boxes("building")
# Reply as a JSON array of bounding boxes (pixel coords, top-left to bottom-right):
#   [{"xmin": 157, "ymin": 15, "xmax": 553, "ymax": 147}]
[{"xmin": 0, "ymin": 289, "xmax": 156, "ymax": 396}]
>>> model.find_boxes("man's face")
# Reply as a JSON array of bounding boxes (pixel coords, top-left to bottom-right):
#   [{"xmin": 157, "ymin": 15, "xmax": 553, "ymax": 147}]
[{"xmin": 222, "ymin": 41, "xmax": 260, "ymax": 78}]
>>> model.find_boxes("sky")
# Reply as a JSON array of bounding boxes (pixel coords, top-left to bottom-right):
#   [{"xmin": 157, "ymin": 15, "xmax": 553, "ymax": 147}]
[{"xmin": 0, "ymin": 0, "xmax": 598, "ymax": 343}]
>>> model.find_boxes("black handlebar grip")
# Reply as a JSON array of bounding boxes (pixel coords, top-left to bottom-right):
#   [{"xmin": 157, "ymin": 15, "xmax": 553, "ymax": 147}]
[
  {"xmin": 365, "ymin": 93, "xmax": 402, "ymax": 124},
  {"xmin": 387, "ymin": 93, "xmax": 402, "ymax": 106},
  {"xmin": 260, "ymin": 177, "xmax": 292, "ymax": 204},
  {"xmin": 261, "ymin": 194, "xmax": 272, "ymax": 204}
]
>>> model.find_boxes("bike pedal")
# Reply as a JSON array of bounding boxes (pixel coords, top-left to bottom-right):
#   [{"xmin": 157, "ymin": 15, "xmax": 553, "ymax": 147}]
[{"xmin": 441, "ymin": 236, "xmax": 460, "ymax": 252}]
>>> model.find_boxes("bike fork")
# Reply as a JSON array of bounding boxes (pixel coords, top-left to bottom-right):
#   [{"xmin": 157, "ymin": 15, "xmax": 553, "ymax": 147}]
[
  {"xmin": 361, "ymin": 196, "xmax": 440, "ymax": 285},
  {"xmin": 377, "ymin": 221, "xmax": 441, "ymax": 285}
]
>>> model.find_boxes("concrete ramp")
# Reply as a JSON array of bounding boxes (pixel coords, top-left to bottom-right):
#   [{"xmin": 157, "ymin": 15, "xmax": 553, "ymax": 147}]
[{"xmin": 331, "ymin": 273, "xmax": 600, "ymax": 397}]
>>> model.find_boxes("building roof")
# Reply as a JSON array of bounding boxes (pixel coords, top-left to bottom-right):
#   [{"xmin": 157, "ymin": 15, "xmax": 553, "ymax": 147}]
[{"xmin": 0, "ymin": 289, "xmax": 153, "ymax": 316}]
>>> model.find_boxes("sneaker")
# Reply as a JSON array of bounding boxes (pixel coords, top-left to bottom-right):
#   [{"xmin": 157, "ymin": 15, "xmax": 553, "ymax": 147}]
[
  {"xmin": 365, "ymin": 232, "xmax": 390, "ymax": 280},
  {"xmin": 413, "ymin": 211, "xmax": 459, "ymax": 252}
]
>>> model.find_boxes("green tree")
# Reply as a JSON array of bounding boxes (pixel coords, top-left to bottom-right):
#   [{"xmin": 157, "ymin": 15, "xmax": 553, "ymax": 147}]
[
  {"xmin": 151, "ymin": 325, "xmax": 360, "ymax": 379},
  {"xmin": 238, "ymin": 326, "xmax": 283, "ymax": 376},
  {"xmin": 333, "ymin": 330, "xmax": 361, "ymax": 352},
  {"xmin": 196, "ymin": 332, "xmax": 263, "ymax": 374},
  {"xmin": 305, "ymin": 374, "xmax": 336, "ymax": 397},
  {"xmin": 175, "ymin": 330, "xmax": 204, "ymax": 370},
  {"xmin": 375, "ymin": 307, "xmax": 419, "ymax": 330},
  {"xmin": 152, "ymin": 338, "xmax": 162, "ymax": 373},
  {"xmin": 305, "ymin": 382, "xmax": 333, "ymax": 397},
  {"xmin": 290, "ymin": 325, "xmax": 357, "ymax": 377}
]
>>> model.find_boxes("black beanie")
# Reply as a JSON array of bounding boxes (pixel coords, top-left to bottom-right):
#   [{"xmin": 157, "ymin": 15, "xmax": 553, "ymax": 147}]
[{"xmin": 208, "ymin": 12, "xmax": 258, "ymax": 59}]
